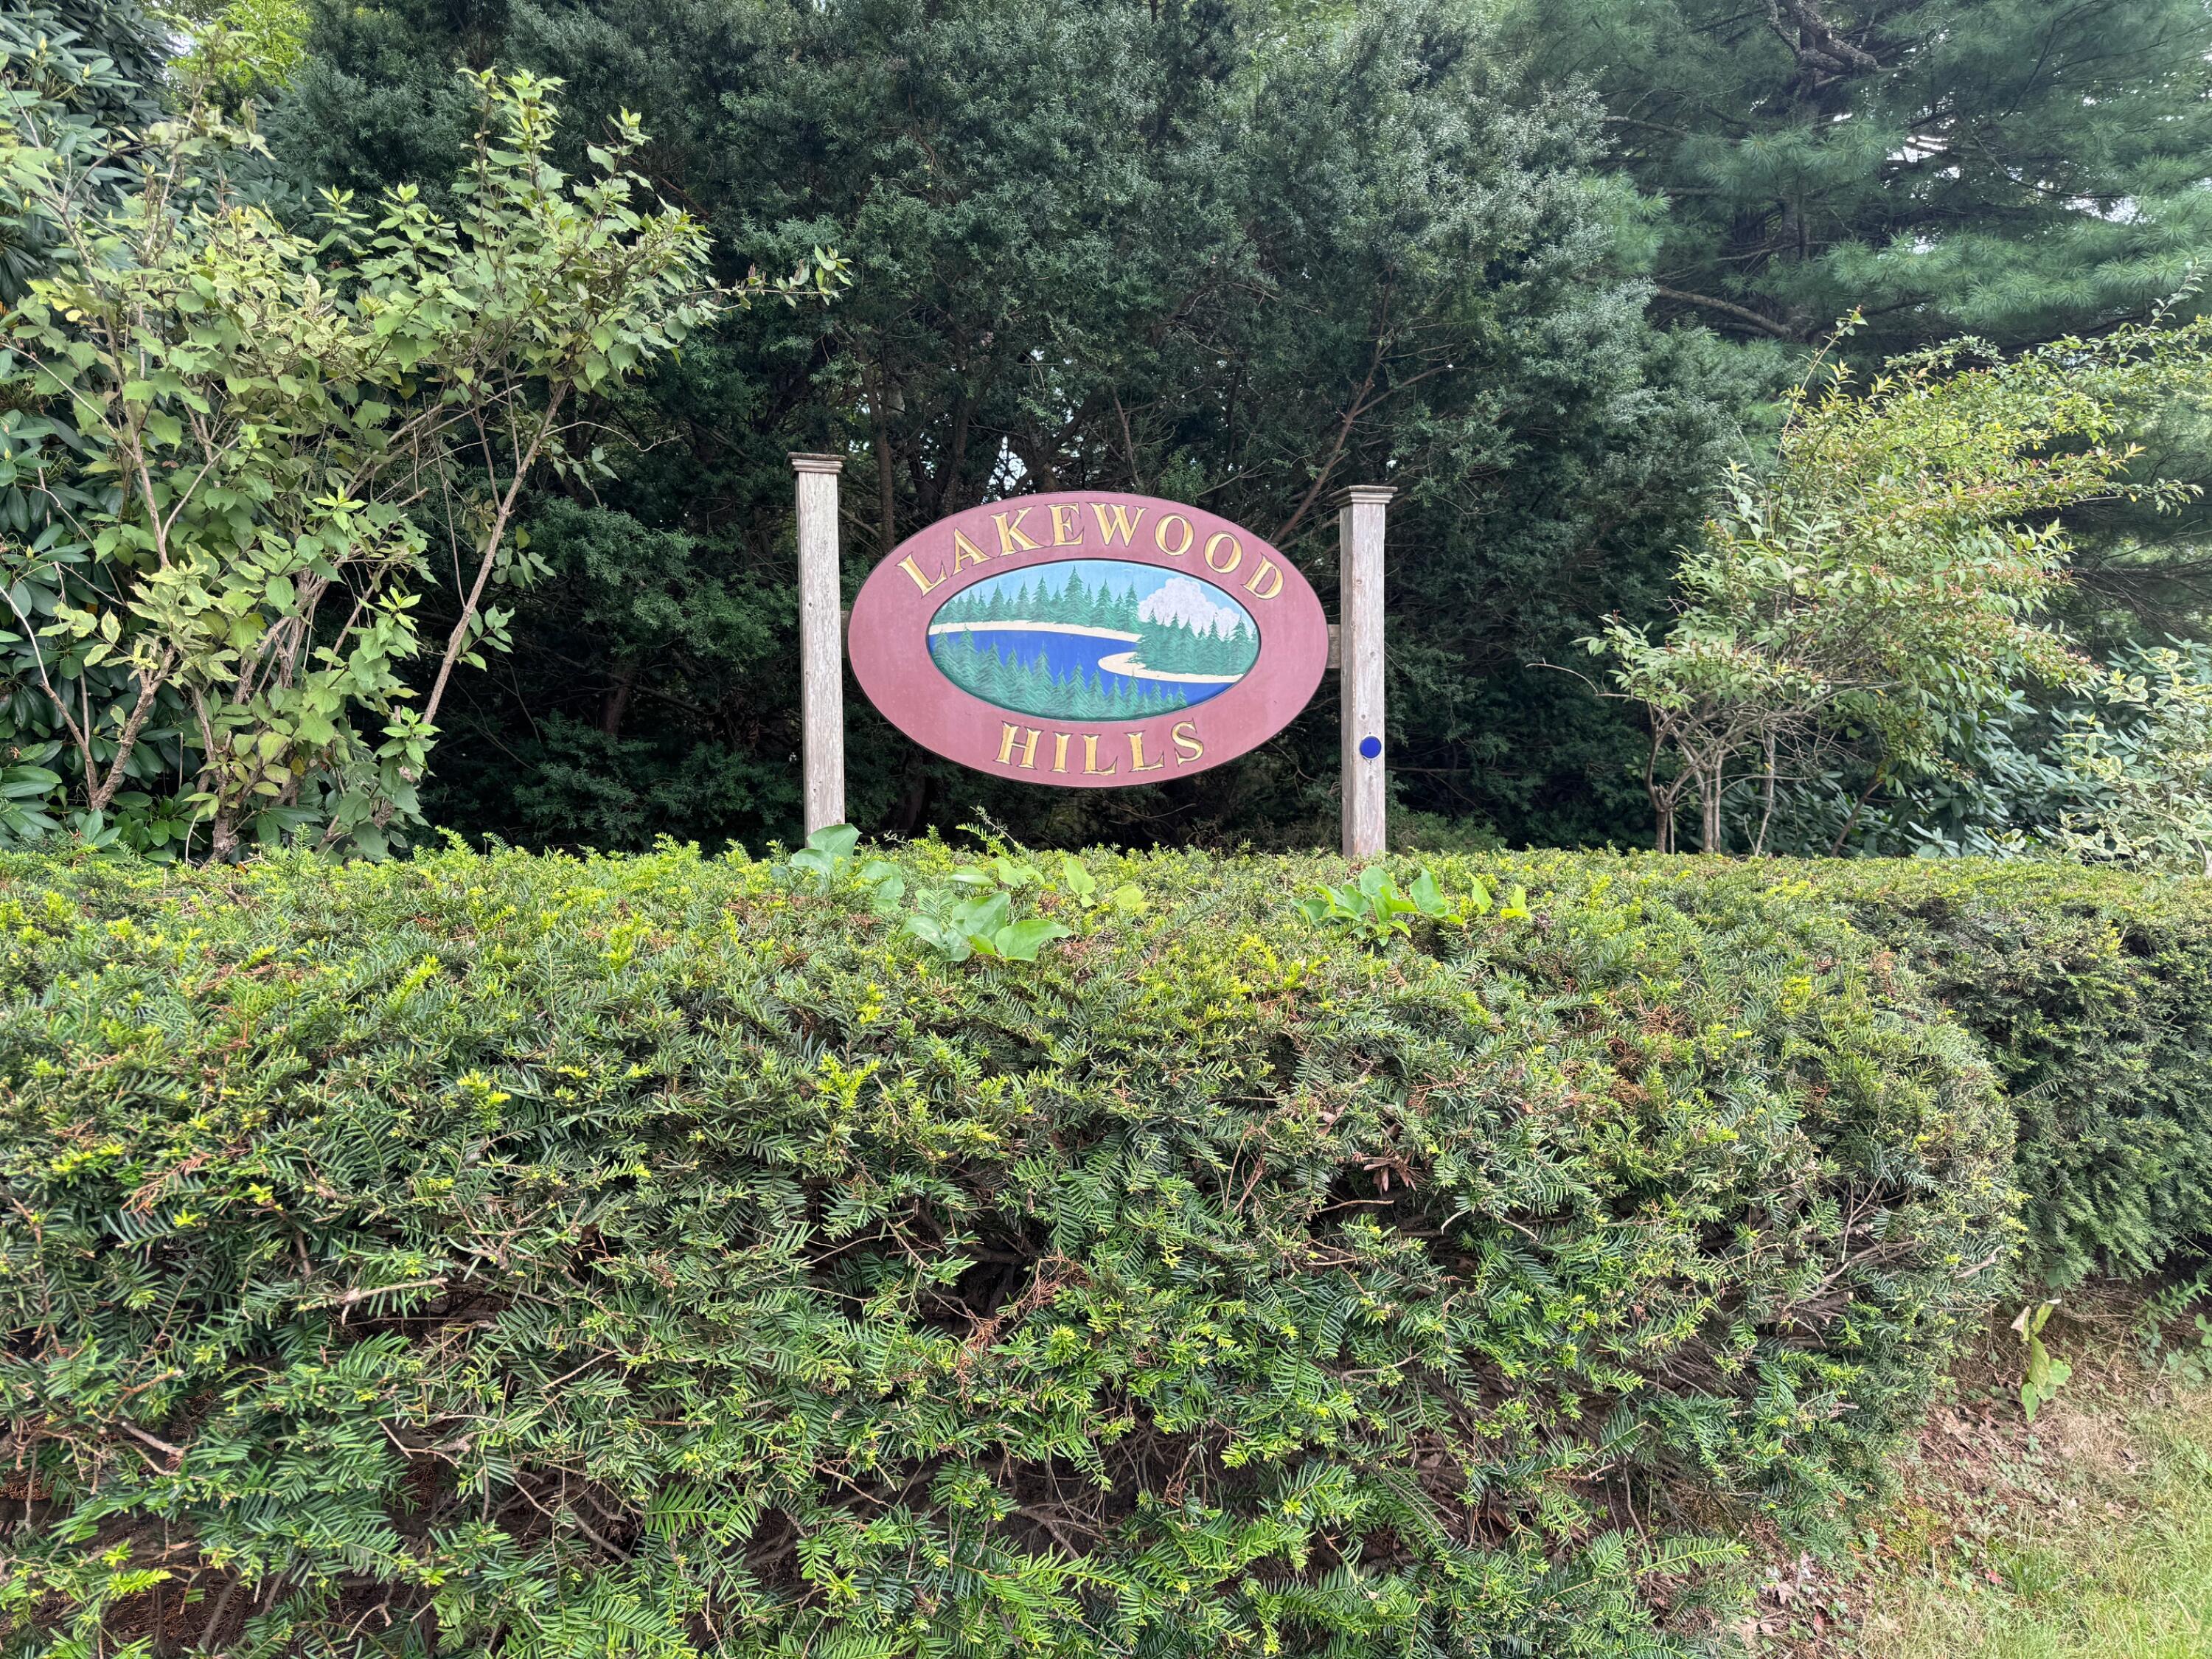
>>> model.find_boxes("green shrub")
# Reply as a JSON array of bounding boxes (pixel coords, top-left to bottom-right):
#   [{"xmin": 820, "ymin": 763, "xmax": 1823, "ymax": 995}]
[
  {"xmin": 1803, "ymin": 860, "xmax": 2212, "ymax": 1286},
  {"xmin": 0, "ymin": 845, "xmax": 2011, "ymax": 1657}
]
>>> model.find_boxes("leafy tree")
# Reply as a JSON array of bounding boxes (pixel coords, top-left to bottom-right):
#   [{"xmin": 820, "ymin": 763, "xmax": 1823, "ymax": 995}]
[
  {"xmin": 1512, "ymin": 0, "xmax": 2212, "ymax": 647},
  {"xmin": 1593, "ymin": 316, "xmax": 2209, "ymax": 852},
  {"xmin": 0, "ymin": 61, "xmax": 834, "ymax": 856},
  {"xmin": 1512, "ymin": 0, "xmax": 2212, "ymax": 355},
  {"xmin": 169, "ymin": 0, "xmax": 314, "ymax": 108},
  {"xmin": 268, "ymin": 0, "xmax": 1744, "ymax": 852}
]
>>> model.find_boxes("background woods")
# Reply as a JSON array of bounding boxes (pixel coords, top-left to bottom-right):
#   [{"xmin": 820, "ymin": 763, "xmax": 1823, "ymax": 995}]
[
  {"xmin": 4, "ymin": 0, "xmax": 2211, "ymax": 856},
  {"xmin": 268, "ymin": 0, "xmax": 1752, "ymax": 851}
]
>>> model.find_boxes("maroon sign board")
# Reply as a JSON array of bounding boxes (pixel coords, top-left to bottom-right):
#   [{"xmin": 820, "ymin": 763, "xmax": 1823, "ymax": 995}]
[{"xmin": 848, "ymin": 492, "xmax": 1328, "ymax": 786}]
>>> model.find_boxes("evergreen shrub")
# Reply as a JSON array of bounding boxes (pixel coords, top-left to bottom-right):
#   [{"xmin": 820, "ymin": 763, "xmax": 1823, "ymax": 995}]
[
  {"xmin": 1806, "ymin": 860, "xmax": 2212, "ymax": 1285},
  {"xmin": 0, "ymin": 845, "xmax": 2012, "ymax": 1656}
]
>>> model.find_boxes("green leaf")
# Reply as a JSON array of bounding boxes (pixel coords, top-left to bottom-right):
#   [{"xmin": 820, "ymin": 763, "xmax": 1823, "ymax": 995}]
[
  {"xmin": 0, "ymin": 765, "xmax": 63, "ymax": 799},
  {"xmin": 903, "ymin": 914, "xmax": 971, "ymax": 961},
  {"xmin": 789, "ymin": 824, "xmax": 861, "ymax": 891},
  {"xmin": 991, "ymin": 918, "xmax": 1073, "ymax": 961},
  {"xmin": 951, "ymin": 891, "xmax": 1011, "ymax": 941}
]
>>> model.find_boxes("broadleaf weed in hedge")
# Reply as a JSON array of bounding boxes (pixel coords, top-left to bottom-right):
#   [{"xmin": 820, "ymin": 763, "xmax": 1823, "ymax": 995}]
[
  {"xmin": 1056, "ymin": 852, "xmax": 1145, "ymax": 916},
  {"xmin": 786, "ymin": 823, "xmax": 862, "ymax": 891},
  {"xmin": 1299, "ymin": 863, "xmax": 1522, "ymax": 941},
  {"xmin": 784, "ymin": 826, "xmax": 1122, "ymax": 963}
]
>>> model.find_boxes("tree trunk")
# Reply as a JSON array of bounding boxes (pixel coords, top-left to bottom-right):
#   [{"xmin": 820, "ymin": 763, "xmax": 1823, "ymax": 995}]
[
  {"xmin": 1753, "ymin": 731, "xmax": 1778, "ymax": 855},
  {"xmin": 422, "ymin": 385, "xmax": 566, "ymax": 734},
  {"xmin": 600, "ymin": 661, "xmax": 639, "ymax": 739},
  {"xmin": 866, "ymin": 358, "xmax": 897, "ymax": 552},
  {"xmin": 889, "ymin": 748, "xmax": 931, "ymax": 838}
]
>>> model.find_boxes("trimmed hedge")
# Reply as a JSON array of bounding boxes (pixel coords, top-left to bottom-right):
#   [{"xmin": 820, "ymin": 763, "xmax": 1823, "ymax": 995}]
[
  {"xmin": 0, "ymin": 845, "xmax": 2010, "ymax": 1658},
  {"xmin": 1804, "ymin": 860, "xmax": 2212, "ymax": 1286}
]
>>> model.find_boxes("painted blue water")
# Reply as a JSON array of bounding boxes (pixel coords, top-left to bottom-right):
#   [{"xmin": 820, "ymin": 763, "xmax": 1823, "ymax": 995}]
[{"xmin": 930, "ymin": 627, "xmax": 1237, "ymax": 709}]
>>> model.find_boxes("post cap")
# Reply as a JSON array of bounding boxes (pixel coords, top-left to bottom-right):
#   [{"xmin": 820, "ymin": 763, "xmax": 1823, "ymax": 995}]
[
  {"xmin": 1335, "ymin": 484, "xmax": 1397, "ymax": 507},
  {"xmin": 790, "ymin": 453, "xmax": 846, "ymax": 474}
]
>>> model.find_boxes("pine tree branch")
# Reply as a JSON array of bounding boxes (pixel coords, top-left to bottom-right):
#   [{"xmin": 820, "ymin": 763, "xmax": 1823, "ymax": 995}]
[{"xmin": 1650, "ymin": 286, "xmax": 1800, "ymax": 339}]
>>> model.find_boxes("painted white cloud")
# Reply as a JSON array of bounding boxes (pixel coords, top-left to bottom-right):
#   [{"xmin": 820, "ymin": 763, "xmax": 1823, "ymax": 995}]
[{"xmin": 1137, "ymin": 576, "xmax": 1242, "ymax": 636}]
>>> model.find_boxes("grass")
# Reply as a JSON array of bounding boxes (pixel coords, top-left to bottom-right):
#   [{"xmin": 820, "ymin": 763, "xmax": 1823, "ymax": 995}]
[{"xmin": 1743, "ymin": 1281, "xmax": 2212, "ymax": 1659}]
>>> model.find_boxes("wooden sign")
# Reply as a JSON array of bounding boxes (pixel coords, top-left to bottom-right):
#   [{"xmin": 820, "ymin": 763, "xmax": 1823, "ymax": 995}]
[{"xmin": 848, "ymin": 492, "xmax": 1329, "ymax": 787}]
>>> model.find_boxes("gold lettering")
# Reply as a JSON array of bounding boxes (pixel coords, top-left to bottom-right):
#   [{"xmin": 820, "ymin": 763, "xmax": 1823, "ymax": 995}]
[
  {"xmin": 993, "ymin": 507, "xmax": 1040, "ymax": 554},
  {"xmin": 1172, "ymin": 720, "xmax": 1204, "ymax": 763},
  {"xmin": 1082, "ymin": 734, "xmax": 1119, "ymax": 776},
  {"xmin": 1127, "ymin": 731, "xmax": 1166, "ymax": 773},
  {"xmin": 952, "ymin": 529, "xmax": 993, "ymax": 571},
  {"xmin": 1203, "ymin": 532, "xmax": 1242, "ymax": 576},
  {"xmin": 1050, "ymin": 503, "xmax": 1082, "ymax": 546},
  {"xmin": 1052, "ymin": 732, "xmax": 1071, "ymax": 773},
  {"xmin": 1092, "ymin": 501, "xmax": 1147, "ymax": 546},
  {"xmin": 997, "ymin": 723, "xmax": 1043, "ymax": 769},
  {"xmin": 1243, "ymin": 558, "xmax": 1283, "ymax": 601},
  {"xmin": 899, "ymin": 554, "xmax": 945, "ymax": 595},
  {"xmin": 1155, "ymin": 514, "xmax": 1194, "ymax": 557}
]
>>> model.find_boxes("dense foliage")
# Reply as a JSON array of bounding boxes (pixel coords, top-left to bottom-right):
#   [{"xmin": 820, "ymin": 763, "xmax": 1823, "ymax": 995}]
[
  {"xmin": 265, "ymin": 0, "xmax": 1751, "ymax": 851},
  {"xmin": 1596, "ymin": 316, "xmax": 2211, "ymax": 855},
  {"xmin": 1514, "ymin": 0, "xmax": 2212, "ymax": 642},
  {"xmin": 0, "ymin": 55, "xmax": 840, "ymax": 859},
  {"xmin": 0, "ymin": 1, "xmax": 166, "ymax": 303},
  {"xmin": 4, "ymin": 9, "xmax": 2208, "ymax": 1655},
  {"xmin": 1514, "ymin": 0, "xmax": 2212, "ymax": 355},
  {"xmin": 0, "ymin": 844, "xmax": 2011, "ymax": 1655},
  {"xmin": 5, "ymin": 0, "xmax": 2210, "ymax": 858},
  {"xmin": 1811, "ymin": 859, "xmax": 2212, "ymax": 1287},
  {"xmin": 2046, "ymin": 644, "xmax": 2212, "ymax": 874}
]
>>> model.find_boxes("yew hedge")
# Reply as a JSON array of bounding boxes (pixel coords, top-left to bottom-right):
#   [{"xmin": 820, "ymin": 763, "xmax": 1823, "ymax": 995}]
[
  {"xmin": 1806, "ymin": 860, "xmax": 2212, "ymax": 1287},
  {"xmin": 1, "ymin": 844, "xmax": 2022, "ymax": 1657}
]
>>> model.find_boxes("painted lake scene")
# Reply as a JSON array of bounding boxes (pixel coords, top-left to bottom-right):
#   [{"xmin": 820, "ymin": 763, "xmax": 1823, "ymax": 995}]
[{"xmin": 928, "ymin": 558, "xmax": 1259, "ymax": 721}]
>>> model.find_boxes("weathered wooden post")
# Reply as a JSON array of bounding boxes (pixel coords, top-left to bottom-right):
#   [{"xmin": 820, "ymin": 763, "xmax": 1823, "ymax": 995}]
[
  {"xmin": 1338, "ymin": 485, "xmax": 1393, "ymax": 860},
  {"xmin": 791, "ymin": 453, "xmax": 846, "ymax": 833}
]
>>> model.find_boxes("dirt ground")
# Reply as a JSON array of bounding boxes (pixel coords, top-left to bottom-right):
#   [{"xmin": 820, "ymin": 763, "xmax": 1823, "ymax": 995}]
[{"xmin": 1735, "ymin": 1281, "xmax": 2212, "ymax": 1659}]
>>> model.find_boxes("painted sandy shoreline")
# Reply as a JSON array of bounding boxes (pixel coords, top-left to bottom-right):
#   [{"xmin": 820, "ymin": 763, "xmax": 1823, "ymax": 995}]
[{"xmin": 1093, "ymin": 650, "xmax": 1237, "ymax": 686}]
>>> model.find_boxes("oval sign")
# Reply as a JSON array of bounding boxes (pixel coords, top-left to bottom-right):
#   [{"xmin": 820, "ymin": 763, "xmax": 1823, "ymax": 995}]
[{"xmin": 849, "ymin": 493, "xmax": 1328, "ymax": 786}]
